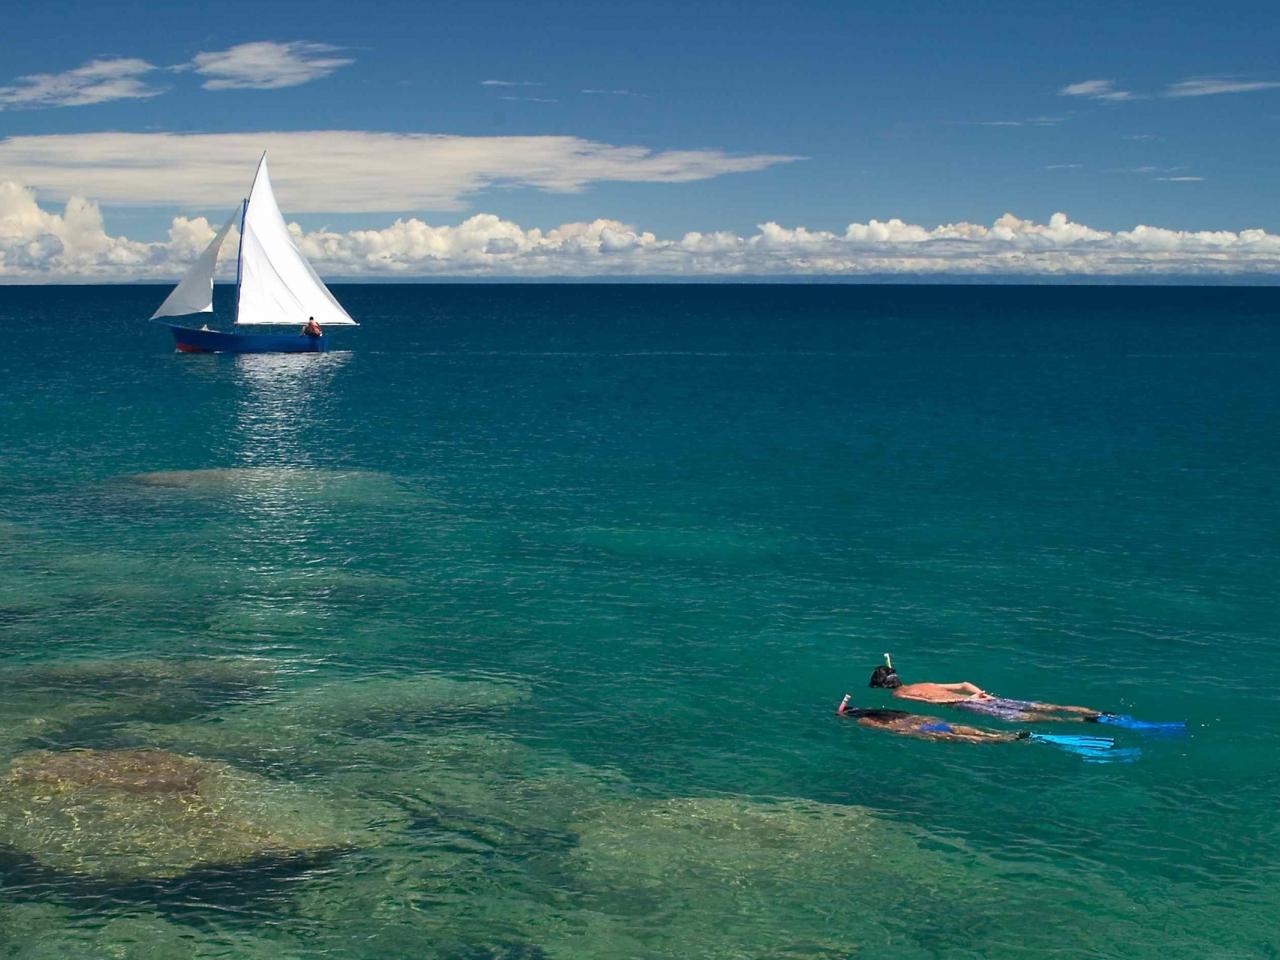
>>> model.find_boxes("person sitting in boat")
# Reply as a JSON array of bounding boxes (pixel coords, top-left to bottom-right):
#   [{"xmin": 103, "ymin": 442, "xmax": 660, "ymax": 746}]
[{"xmin": 301, "ymin": 317, "xmax": 323, "ymax": 338}]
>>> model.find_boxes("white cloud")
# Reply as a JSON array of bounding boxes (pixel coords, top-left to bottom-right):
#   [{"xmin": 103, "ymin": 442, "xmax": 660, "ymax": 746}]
[
  {"xmin": 1107, "ymin": 165, "xmax": 1199, "ymax": 178},
  {"xmin": 1061, "ymin": 76, "xmax": 1280, "ymax": 103},
  {"xmin": 4, "ymin": 187, "xmax": 1279, "ymax": 281},
  {"xmin": 1156, "ymin": 176, "xmax": 1205, "ymax": 182},
  {"xmin": 0, "ymin": 57, "xmax": 160, "ymax": 109},
  {"xmin": 0, "ymin": 42, "xmax": 350, "ymax": 109},
  {"xmin": 501, "ymin": 96, "xmax": 559, "ymax": 104},
  {"xmin": 1164, "ymin": 77, "xmax": 1280, "ymax": 98},
  {"xmin": 480, "ymin": 80, "xmax": 543, "ymax": 87},
  {"xmin": 189, "ymin": 41, "xmax": 353, "ymax": 90},
  {"xmin": 960, "ymin": 117, "xmax": 1062, "ymax": 127},
  {"xmin": 0, "ymin": 132, "xmax": 801, "ymax": 213},
  {"xmin": 1059, "ymin": 79, "xmax": 1134, "ymax": 101}
]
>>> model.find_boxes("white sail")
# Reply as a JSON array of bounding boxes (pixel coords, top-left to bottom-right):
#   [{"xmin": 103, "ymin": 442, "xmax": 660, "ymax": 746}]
[
  {"xmin": 234, "ymin": 154, "xmax": 357, "ymax": 327},
  {"xmin": 150, "ymin": 208, "xmax": 239, "ymax": 319}
]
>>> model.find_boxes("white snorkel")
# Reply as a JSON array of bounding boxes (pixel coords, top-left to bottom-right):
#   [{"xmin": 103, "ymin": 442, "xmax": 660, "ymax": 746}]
[{"xmin": 883, "ymin": 653, "xmax": 894, "ymax": 670}]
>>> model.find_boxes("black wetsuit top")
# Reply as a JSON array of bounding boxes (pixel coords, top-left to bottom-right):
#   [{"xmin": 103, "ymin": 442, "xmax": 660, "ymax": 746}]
[{"xmin": 842, "ymin": 708, "xmax": 912, "ymax": 722}]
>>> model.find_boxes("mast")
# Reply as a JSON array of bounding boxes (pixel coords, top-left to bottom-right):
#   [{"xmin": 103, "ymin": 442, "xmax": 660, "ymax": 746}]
[
  {"xmin": 234, "ymin": 152, "xmax": 268, "ymax": 326},
  {"xmin": 233, "ymin": 197, "xmax": 248, "ymax": 324}
]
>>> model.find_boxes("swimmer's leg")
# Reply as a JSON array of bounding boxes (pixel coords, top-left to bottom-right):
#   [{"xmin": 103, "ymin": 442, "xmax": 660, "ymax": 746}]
[
  {"xmin": 1018, "ymin": 710, "xmax": 1085, "ymax": 723},
  {"xmin": 942, "ymin": 724, "xmax": 1020, "ymax": 743},
  {"xmin": 1030, "ymin": 701, "xmax": 1101, "ymax": 717},
  {"xmin": 1009, "ymin": 705, "xmax": 1103, "ymax": 723}
]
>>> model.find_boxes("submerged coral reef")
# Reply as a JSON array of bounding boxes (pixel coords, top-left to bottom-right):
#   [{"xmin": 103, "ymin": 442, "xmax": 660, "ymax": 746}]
[
  {"xmin": 0, "ymin": 748, "xmax": 366, "ymax": 880},
  {"xmin": 0, "ymin": 658, "xmax": 278, "ymax": 760}
]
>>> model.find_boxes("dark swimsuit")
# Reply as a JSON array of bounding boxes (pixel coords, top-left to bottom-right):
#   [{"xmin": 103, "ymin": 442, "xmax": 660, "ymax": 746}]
[{"xmin": 952, "ymin": 697, "xmax": 1037, "ymax": 722}]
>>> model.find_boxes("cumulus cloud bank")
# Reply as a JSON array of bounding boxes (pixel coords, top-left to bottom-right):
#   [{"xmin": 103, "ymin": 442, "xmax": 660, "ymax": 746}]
[
  {"xmin": 4, "ymin": 182, "xmax": 1279, "ymax": 281},
  {"xmin": 0, "ymin": 132, "xmax": 801, "ymax": 212}
]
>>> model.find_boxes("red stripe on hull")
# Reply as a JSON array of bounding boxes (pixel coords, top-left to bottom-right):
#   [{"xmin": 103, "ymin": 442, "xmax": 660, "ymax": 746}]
[{"xmin": 175, "ymin": 342, "xmax": 213, "ymax": 353}]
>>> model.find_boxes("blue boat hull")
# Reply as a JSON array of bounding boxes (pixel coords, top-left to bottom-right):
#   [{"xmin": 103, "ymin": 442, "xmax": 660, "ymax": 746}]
[{"xmin": 168, "ymin": 325, "xmax": 327, "ymax": 354}]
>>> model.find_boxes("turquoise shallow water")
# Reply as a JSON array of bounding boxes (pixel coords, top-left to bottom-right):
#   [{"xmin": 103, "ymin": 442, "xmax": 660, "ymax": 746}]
[{"xmin": 1, "ymin": 284, "xmax": 1278, "ymax": 958}]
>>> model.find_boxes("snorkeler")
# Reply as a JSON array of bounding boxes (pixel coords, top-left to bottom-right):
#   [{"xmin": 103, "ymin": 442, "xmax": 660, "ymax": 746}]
[
  {"xmin": 865, "ymin": 656, "xmax": 1185, "ymax": 733},
  {"xmin": 866, "ymin": 657, "xmax": 1099, "ymax": 723},
  {"xmin": 835, "ymin": 694, "xmax": 1123, "ymax": 756},
  {"xmin": 835, "ymin": 695, "xmax": 1019, "ymax": 742}
]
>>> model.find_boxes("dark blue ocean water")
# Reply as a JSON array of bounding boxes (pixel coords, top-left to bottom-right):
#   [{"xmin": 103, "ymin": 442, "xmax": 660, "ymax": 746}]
[{"xmin": 1, "ymin": 284, "xmax": 1278, "ymax": 959}]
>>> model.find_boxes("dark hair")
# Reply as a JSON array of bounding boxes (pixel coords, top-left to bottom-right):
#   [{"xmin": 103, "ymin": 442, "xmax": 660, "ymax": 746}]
[
  {"xmin": 869, "ymin": 665, "xmax": 903, "ymax": 689},
  {"xmin": 844, "ymin": 708, "xmax": 910, "ymax": 722}
]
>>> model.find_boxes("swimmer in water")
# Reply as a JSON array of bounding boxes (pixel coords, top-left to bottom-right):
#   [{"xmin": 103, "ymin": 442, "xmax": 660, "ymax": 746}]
[
  {"xmin": 835, "ymin": 695, "xmax": 1123, "ymax": 758},
  {"xmin": 835, "ymin": 695, "xmax": 1023, "ymax": 742},
  {"xmin": 867, "ymin": 663, "xmax": 1100, "ymax": 724}
]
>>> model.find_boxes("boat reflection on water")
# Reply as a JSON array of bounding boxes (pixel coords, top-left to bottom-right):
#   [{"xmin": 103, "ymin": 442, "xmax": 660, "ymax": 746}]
[
  {"xmin": 230, "ymin": 350, "xmax": 350, "ymax": 468},
  {"xmin": 221, "ymin": 351, "xmax": 355, "ymax": 613}
]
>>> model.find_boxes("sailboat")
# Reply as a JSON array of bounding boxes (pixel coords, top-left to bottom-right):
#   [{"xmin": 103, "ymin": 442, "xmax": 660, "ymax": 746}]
[{"xmin": 152, "ymin": 152, "xmax": 357, "ymax": 353}]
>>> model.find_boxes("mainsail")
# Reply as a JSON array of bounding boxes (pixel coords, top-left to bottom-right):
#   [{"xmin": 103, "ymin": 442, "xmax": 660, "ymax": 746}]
[
  {"xmin": 150, "ymin": 208, "xmax": 239, "ymax": 319},
  {"xmin": 234, "ymin": 155, "xmax": 357, "ymax": 327}
]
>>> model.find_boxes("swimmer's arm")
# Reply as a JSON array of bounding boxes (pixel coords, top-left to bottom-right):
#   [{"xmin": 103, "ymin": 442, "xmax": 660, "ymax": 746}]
[{"xmin": 937, "ymin": 682, "xmax": 989, "ymax": 697}]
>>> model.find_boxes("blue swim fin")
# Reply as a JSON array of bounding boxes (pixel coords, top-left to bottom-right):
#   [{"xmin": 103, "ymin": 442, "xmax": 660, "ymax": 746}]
[
  {"xmin": 1024, "ymin": 733, "xmax": 1140, "ymax": 762},
  {"xmin": 1027, "ymin": 733, "xmax": 1116, "ymax": 751},
  {"xmin": 1092, "ymin": 714, "xmax": 1186, "ymax": 734}
]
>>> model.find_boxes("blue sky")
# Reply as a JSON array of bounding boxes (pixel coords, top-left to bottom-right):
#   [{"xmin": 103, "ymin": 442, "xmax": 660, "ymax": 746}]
[{"xmin": 2, "ymin": 0, "xmax": 1279, "ymax": 278}]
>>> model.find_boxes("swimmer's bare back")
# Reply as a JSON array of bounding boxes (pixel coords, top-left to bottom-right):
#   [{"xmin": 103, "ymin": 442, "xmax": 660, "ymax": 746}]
[
  {"xmin": 896, "ymin": 683, "xmax": 1097, "ymax": 718},
  {"xmin": 881, "ymin": 717, "xmax": 1014, "ymax": 743},
  {"xmin": 892, "ymin": 681, "xmax": 992, "ymax": 704}
]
